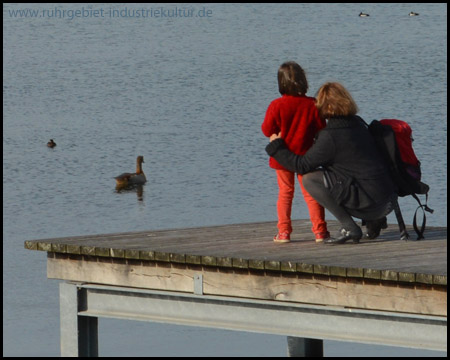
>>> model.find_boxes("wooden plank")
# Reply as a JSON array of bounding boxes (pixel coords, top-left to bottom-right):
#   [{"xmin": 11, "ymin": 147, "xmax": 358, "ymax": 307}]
[
  {"xmin": 46, "ymin": 256, "xmax": 447, "ymax": 317},
  {"xmin": 27, "ymin": 227, "xmax": 442, "ymax": 256},
  {"xmin": 125, "ymin": 249, "xmax": 140, "ymax": 260},
  {"xmin": 24, "ymin": 220, "xmax": 447, "ymax": 284},
  {"xmin": 216, "ymin": 257, "xmax": 233, "ymax": 268}
]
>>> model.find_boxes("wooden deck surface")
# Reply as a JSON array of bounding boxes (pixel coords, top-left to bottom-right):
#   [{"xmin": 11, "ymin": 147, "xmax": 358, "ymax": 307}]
[{"xmin": 25, "ymin": 219, "xmax": 447, "ymax": 285}]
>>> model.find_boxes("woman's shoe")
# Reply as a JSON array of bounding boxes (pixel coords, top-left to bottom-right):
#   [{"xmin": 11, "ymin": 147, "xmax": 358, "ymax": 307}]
[
  {"xmin": 324, "ymin": 228, "xmax": 362, "ymax": 244},
  {"xmin": 364, "ymin": 217, "xmax": 387, "ymax": 239}
]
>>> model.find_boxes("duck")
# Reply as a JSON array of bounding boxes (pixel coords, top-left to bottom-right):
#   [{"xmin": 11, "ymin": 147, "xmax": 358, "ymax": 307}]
[
  {"xmin": 114, "ymin": 156, "xmax": 147, "ymax": 188},
  {"xmin": 47, "ymin": 139, "xmax": 56, "ymax": 148},
  {"xmin": 409, "ymin": 12, "xmax": 419, "ymax": 16},
  {"xmin": 359, "ymin": 12, "xmax": 370, "ymax": 17}
]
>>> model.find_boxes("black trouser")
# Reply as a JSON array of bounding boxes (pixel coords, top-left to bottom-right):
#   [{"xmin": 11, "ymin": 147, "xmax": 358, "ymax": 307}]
[{"xmin": 302, "ymin": 170, "xmax": 395, "ymax": 232}]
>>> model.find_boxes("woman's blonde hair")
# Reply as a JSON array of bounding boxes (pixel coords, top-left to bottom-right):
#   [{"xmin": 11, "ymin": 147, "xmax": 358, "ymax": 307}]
[{"xmin": 315, "ymin": 82, "xmax": 359, "ymax": 119}]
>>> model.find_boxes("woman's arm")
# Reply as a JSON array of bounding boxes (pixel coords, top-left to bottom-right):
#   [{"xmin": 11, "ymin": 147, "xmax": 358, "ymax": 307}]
[
  {"xmin": 266, "ymin": 131, "xmax": 334, "ymax": 174},
  {"xmin": 265, "ymin": 138, "xmax": 304, "ymax": 173}
]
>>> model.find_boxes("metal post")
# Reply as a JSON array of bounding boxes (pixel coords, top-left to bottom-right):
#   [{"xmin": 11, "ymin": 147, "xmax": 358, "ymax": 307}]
[
  {"xmin": 60, "ymin": 282, "xmax": 98, "ymax": 357},
  {"xmin": 287, "ymin": 337, "xmax": 323, "ymax": 357}
]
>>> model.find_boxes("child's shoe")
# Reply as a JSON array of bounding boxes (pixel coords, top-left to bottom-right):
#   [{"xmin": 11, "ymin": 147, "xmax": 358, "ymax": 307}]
[
  {"xmin": 315, "ymin": 231, "xmax": 330, "ymax": 243},
  {"xmin": 273, "ymin": 232, "xmax": 290, "ymax": 243}
]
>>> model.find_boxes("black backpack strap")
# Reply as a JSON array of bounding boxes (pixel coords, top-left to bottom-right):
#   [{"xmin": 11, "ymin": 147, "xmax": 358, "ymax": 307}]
[
  {"xmin": 393, "ymin": 197, "xmax": 409, "ymax": 240},
  {"xmin": 411, "ymin": 193, "xmax": 434, "ymax": 240}
]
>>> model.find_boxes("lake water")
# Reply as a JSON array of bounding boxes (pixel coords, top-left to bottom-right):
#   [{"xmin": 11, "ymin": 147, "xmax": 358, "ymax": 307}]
[{"xmin": 3, "ymin": 3, "xmax": 447, "ymax": 357}]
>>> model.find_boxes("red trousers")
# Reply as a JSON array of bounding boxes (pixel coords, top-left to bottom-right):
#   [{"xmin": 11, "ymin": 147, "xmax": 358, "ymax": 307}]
[{"xmin": 276, "ymin": 169, "xmax": 327, "ymax": 236}]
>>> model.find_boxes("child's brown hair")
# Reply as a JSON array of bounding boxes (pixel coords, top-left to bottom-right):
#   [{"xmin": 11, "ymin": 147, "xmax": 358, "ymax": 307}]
[{"xmin": 278, "ymin": 61, "xmax": 308, "ymax": 96}]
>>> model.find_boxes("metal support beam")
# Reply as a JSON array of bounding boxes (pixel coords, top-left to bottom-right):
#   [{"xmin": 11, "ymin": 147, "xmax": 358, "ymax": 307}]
[
  {"xmin": 287, "ymin": 337, "xmax": 323, "ymax": 357},
  {"xmin": 60, "ymin": 282, "xmax": 98, "ymax": 357},
  {"xmin": 59, "ymin": 282, "xmax": 447, "ymax": 356}
]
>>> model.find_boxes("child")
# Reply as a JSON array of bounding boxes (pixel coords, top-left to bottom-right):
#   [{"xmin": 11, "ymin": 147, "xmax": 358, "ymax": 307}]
[{"xmin": 262, "ymin": 61, "xmax": 329, "ymax": 243}]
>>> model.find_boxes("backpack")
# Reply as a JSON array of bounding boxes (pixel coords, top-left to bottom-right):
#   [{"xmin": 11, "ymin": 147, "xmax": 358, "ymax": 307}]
[{"xmin": 366, "ymin": 119, "xmax": 433, "ymax": 240}]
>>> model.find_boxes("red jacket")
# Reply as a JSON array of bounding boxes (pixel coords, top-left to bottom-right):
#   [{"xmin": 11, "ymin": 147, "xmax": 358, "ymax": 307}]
[{"xmin": 262, "ymin": 95, "xmax": 326, "ymax": 170}]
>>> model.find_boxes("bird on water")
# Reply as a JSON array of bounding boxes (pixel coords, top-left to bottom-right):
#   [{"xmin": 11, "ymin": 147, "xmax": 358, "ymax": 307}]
[
  {"xmin": 114, "ymin": 155, "xmax": 147, "ymax": 188},
  {"xmin": 47, "ymin": 139, "xmax": 56, "ymax": 148},
  {"xmin": 359, "ymin": 12, "xmax": 370, "ymax": 17}
]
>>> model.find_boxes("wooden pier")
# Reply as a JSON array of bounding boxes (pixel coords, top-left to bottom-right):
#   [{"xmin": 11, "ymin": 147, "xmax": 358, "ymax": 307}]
[{"xmin": 25, "ymin": 219, "xmax": 447, "ymax": 357}]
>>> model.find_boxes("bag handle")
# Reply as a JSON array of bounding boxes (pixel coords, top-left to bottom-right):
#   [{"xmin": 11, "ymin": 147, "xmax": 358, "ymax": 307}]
[{"xmin": 411, "ymin": 193, "xmax": 434, "ymax": 240}]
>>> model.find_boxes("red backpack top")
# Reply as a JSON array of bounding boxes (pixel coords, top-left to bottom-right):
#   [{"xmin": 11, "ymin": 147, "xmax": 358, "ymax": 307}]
[{"xmin": 380, "ymin": 119, "xmax": 419, "ymax": 167}]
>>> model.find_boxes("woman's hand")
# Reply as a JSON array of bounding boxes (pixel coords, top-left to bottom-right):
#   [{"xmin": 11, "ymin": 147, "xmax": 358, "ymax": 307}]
[{"xmin": 269, "ymin": 132, "xmax": 282, "ymax": 142}]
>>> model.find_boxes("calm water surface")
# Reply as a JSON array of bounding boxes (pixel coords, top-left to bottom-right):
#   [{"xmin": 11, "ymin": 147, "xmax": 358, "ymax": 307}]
[{"xmin": 3, "ymin": 3, "xmax": 447, "ymax": 357}]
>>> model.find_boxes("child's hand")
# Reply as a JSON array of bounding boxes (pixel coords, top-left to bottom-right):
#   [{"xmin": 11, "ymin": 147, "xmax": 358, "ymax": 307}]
[{"xmin": 269, "ymin": 132, "xmax": 282, "ymax": 142}]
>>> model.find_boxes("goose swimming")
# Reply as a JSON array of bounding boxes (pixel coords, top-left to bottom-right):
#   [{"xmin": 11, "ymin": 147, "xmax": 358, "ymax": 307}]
[{"xmin": 114, "ymin": 156, "xmax": 147, "ymax": 188}]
